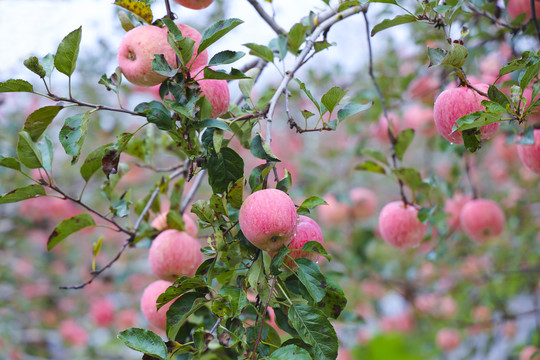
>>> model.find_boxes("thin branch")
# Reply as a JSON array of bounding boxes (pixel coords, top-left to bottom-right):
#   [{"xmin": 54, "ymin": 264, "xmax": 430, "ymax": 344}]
[
  {"xmin": 464, "ymin": 154, "xmax": 479, "ymax": 199},
  {"xmin": 466, "ymin": 4, "xmax": 521, "ymax": 31},
  {"xmin": 181, "ymin": 169, "xmax": 207, "ymax": 213},
  {"xmin": 362, "ymin": 11, "xmax": 409, "ymax": 205},
  {"xmin": 134, "ymin": 162, "xmax": 185, "ymax": 173},
  {"xmin": 42, "ymin": 92, "xmax": 144, "ymax": 117},
  {"xmin": 164, "ymin": 0, "xmax": 176, "ymax": 20},
  {"xmin": 247, "ymin": 0, "xmax": 287, "ymax": 35},
  {"xmin": 250, "ymin": 277, "xmax": 277, "ymax": 360},
  {"xmin": 531, "ymin": 0, "xmax": 540, "ymax": 42},
  {"xmin": 210, "ymin": 318, "xmax": 222, "ymax": 334}
]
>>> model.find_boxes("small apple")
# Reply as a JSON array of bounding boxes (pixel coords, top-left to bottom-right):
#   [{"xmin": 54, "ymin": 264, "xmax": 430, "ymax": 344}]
[
  {"xmin": 90, "ymin": 298, "xmax": 115, "ymax": 327},
  {"xmin": 378, "ymin": 201, "xmax": 428, "ymax": 248},
  {"xmin": 517, "ymin": 129, "xmax": 540, "ymax": 173},
  {"xmin": 460, "ymin": 199, "xmax": 505, "ymax": 242},
  {"xmin": 148, "ymin": 229, "xmax": 203, "ymax": 281},
  {"xmin": 239, "ymin": 189, "xmax": 298, "ymax": 252},
  {"xmin": 444, "ymin": 192, "xmax": 472, "ymax": 231},
  {"xmin": 59, "ymin": 319, "xmax": 88, "ymax": 346},
  {"xmin": 140, "ymin": 280, "xmax": 175, "ymax": 330},
  {"xmin": 194, "ymin": 69, "xmax": 230, "ymax": 118},
  {"xmin": 281, "ymin": 215, "xmax": 324, "ymax": 269},
  {"xmin": 436, "ymin": 328, "xmax": 461, "ymax": 351},
  {"xmin": 433, "ymin": 84, "xmax": 499, "ymax": 144},
  {"xmin": 174, "ymin": 0, "xmax": 214, "ymax": 9},
  {"xmin": 349, "ymin": 187, "xmax": 378, "ymax": 219}
]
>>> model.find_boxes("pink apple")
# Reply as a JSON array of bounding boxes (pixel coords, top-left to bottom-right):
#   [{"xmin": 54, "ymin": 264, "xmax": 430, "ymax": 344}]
[
  {"xmin": 472, "ymin": 305, "xmax": 491, "ymax": 323},
  {"xmin": 444, "ymin": 193, "xmax": 472, "ymax": 231},
  {"xmin": 118, "ymin": 24, "xmax": 208, "ymax": 87},
  {"xmin": 507, "ymin": 0, "xmax": 540, "ymax": 21},
  {"xmin": 140, "ymin": 280, "xmax": 175, "ymax": 330},
  {"xmin": 116, "ymin": 308, "xmax": 138, "ymax": 330},
  {"xmin": 436, "ymin": 328, "xmax": 461, "ymax": 351},
  {"xmin": 433, "ymin": 84, "xmax": 499, "ymax": 144},
  {"xmin": 90, "ymin": 298, "xmax": 115, "ymax": 327},
  {"xmin": 59, "ymin": 319, "xmax": 88, "ymax": 346},
  {"xmin": 370, "ymin": 112, "xmax": 400, "ymax": 143},
  {"xmin": 194, "ymin": 69, "xmax": 230, "ymax": 117},
  {"xmin": 174, "ymin": 0, "xmax": 214, "ymax": 9},
  {"xmin": 318, "ymin": 194, "xmax": 350, "ymax": 225},
  {"xmin": 349, "ymin": 187, "xmax": 378, "ymax": 219},
  {"xmin": 517, "ymin": 129, "xmax": 540, "ymax": 173},
  {"xmin": 149, "ymin": 229, "xmax": 203, "ymax": 281},
  {"xmin": 407, "ymin": 74, "xmax": 441, "ymax": 103},
  {"xmin": 403, "ymin": 103, "xmax": 436, "ymax": 137},
  {"xmin": 502, "ymin": 321, "xmax": 517, "ymax": 338},
  {"xmin": 151, "ymin": 211, "xmax": 198, "ymax": 237},
  {"xmin": 378, "ymin": 201, "xmax": 428, "ymax": 248},
  {"xmin": 460, "ymin": 199, "xmax": 505, "ymax": 242},
  {"xmin": 521, "ymin": 346, "xmax": 540, "ymax": 360},
  {"xmin": 380, "ymin": 311, "xmax": 415, "ymax": 333},
  {"xmin": 239, "ymin": 189, "xmax": 298, "ymax": 252},
  {"xmin": 281, "ymin": 215, "xmax": 324, "ymax": 269}
]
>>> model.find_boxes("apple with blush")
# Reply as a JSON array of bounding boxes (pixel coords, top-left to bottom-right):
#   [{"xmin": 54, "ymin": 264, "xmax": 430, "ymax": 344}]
[
  {"xmin": 436, "ymin": 328, "xmax": 461, "ymax": 351},
  {"xmin": 517, "ymin": 129, "xmax": 540, "ymax": 173},
  {"xmin": 460, "ymin": 199, "xmax": 505, "ymax": 242},
  {"xmin": 140, "ymin": 280, "xmax": 175, "ymax": 330},
  {"xmin": 378, "ymin": 201, "xmax": 428, "ymax": 248},
  {"xmin": 174, "ymin": 0, "xmax": 214, "ymax": 9}
]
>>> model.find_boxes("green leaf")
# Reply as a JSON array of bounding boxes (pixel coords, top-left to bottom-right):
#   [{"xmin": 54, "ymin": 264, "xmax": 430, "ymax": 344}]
[
  {"xmin": 202, "ymin": 67, "xmax": 251, "ymax": 80},
  {"xmin": 297, "ymin": 196, "xmax": 328, "ymax": 215},
  {"xmin": 80, "ymin": 143, "xmax": 112, "ymax": 182},
  {"xmin": 23, "ymin": 56, "xmax": 46, "ymax": 78},
  {"xmin": 134, "ymin": 101, "xmax": 172, "ymax": 130},
  {"xmin": 519, "ymin": 58, "xmax": 540, "ymax": 90},
  {"xmin": 391, "ymin": 167, "xmax": 423, "ymax": 191},
  {"xmin": 151, "ymin": 54, "xmax": 177, "ymax": 77},
  {"xmin": 0, "ymin": 184, "xmax": 46, "ymax": 205},
  {"xmin": 288, "ymin": 305, "xmax": 338, "ymax": 360},
  {"xmin": 427, "ymin": 47, "xmax": 446, "ymax": 67},
  {"xmin": 395, "ymin": 129, "xmax": 415, "ymax": 161},
  {"xmin": 452, "ymin": 111, "xmax": 502, "ymax": 133},
  {"xmin": 162, "ymin": 18, "xmax": 196, "ymax": 68},
  {"xmin": 118, "ymin": 328, "xmax": 167, "ymax": 360},
  {"xmin": 288, "ymin": 23, "xmax": 308, "ymax": 54},
  {"xmin": 269, "ymin": 344, "xmax": 312, "ymax": 360},
  {"xmin": 270, "ymin": 246, "xmax": 290, "ymax": 275},
  {"xmin": 208, "ymin": 50, "xmax": 245, "ymax": 66},
  {"xmin": 244, "ymin": 43, "xmax": 274, "ymax": 63},
  {"xmin": 36, "ymin": 135, "xmax": 53, "ymax": 172},
  {"xmin": 156, "ymin": 276, "xmax": 209, "ymax": 309},
  {"xmin": 54, "ymin": 26, "xmax": 82, "ymax": 77},
  {"xmin": 371, "ymin": 14, "xmax": 417, "ymax": 36},
  {"xmin": 316, "ymin": 278, "xmax": 347, "ymax": 319},
  {"xmin": 441, "ymin": 43, "xmax": 468, "ymax": 68},
  {"xmin": 47, "ymin": 214, "xmax": 96, "ymax": 251},
  {"xmin": 300, "ymin": 241, "xmax": 331, "ymax": 261},
  {"xmin": 59, "ymin": 111, "xmax": 90, "ymax": 163},
  {"xmin": 227, "ymin": 177, "xmax": 244, "ymax": 209},
  {"xmin": 0, "ymin": 156, "xmax": 21, "ymax": 171},
  {"xmin": 361, "ymin": 149, "xmax": 388, "ymax": 165},
  {"xmin": 196, "ymin": 118, "xmax": 231, "ymax": 131},
  {"xmin": 337, "ymin": 101, "xmax": 373, "ymax": 122},
  {"xmin": 199, "ymin": 18, "xmax": 244, "ymax": 54},
  {"xmin": 0, "ymin": 79, "xmax": 34, "ymax": 93},
  {"xmin": 487, "ymin": 85, "xmax": 510, "ymax": 108},
  {"xmin": 23, "ymin": 106, "xmax": 63, "ymax": 141},
  {"xmin": 314, "ymin": 41, "xmax": 332, "ymax": 53},
  {"xmin": 239, "ymin": 67, "xmax": 260, "ymax": 99},
  {"xmin": 517, "ymin": 125, "xmax": 535, "ymax": 145},
  {"xmin": 249, "ymin": 163, "xmax": 275, "ymax": 191},
  {"xmin": 295, "ymin": 258, "xmax": 327, "ymax": 303},
  {"xmin": 499, "ymin": 51, "xmax": 531, "ymax": 77},
  {"xmin": 207, "ymin": 147, "xmax": 244, "ymax": 194},
  {"xmin": 462, "ymin": 129, "xmax": 481, "ymax": 152},
  {"xmin": 40, "ymin": 54, "xmax": 55, "ymax": 79},
  {"xmin": 17, "ymin": 131, "xmax": 43, "ymax": 169},
  {"xmin": 219, "ymin": 285, "xmax": 249, "ymax": 316},
  {"xmin": 296, "ymin": 79, "xmax": 320, "ymax": 113},
  {"xmin": 269, "ymin": 35, "xmax": 288, "ymax": 61},
  {"xmin": 167, "ymin": 293, "xmax": 209, "ymax": 339},
  {"xmin": 355, "ymin": 160, "xmax": 386, "ymax": 174},
  {"xmin": 250, "ymin": 133, "xmax": 280, "ymax": 161},
  {"xmin": 321, "ymin": 87, "xmax": 347, "ymax": 115}
]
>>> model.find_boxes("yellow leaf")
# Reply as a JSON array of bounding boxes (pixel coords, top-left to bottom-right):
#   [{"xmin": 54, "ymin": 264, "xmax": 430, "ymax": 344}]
[
  {"xmin": 92, "ymin": 237, "xmax": 103, "ymax": 272},
  {"xmin": 114, "ymin": 0, "xmax": 153, "ymax": 25}
]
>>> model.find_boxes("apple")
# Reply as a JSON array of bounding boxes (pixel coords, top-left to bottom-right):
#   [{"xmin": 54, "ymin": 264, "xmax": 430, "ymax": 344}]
[
  {"xmin": 370, "ymin": 112, "xmax": 400, "ymax": 143},
  {"xmin": 318, "ymin": 194, "xmax": 350, "ymax": 225},
  {"xmin": 433, "ymin": 84, "xmax": 499, "ymax": 144},
  {"xmin": 444, "ymin": 193, "xmax": 472, "ymax": 231},
  {"xmin": 238, "ymin": 189, "xmax": 298, "ymax": 252},
  {"xmin": 140, "ymin": 280, "xmax": 175, "ymax": 330},
  {"xmin": 118, "ymin": 23, "xmax": 208, "ymax": 87},
  {"xmin": 517, "ymin": 129, "xmax": 540, "ymax": 173},
  {"xmin": 406, "ymin": 74, "xmax": 441, "ymax": 103},
  {"xmin": 378, "ymin": 201, "xmax": 428, "ymax": 248},
  {"xmin": 281, "ymin": 215, "xmax": 324, "ymax": 269},
  {"xmin": 194, "ymin": 69, "xmax": 230, "ymax": 117},
  {"xmin": 151, "ymin": 211, "xmax": 198, "ymax": 237},
  {"xmin": 349, "ymin": 187, "xmax": 378, "ymax": 219},
  {"xmin": 403, "ymin": 103, "xmax": 436, "ymax": 137},
  {"xmin": 148, "ymin": 229, "xmax": 203, "ymax": 281},
  {"xmin": 460, "ymin": 199, "xmax": 505, "ymax": 242},
  {"xmin": 502, "ymin": 320, "xmax": 517, "ymax": 338},
  {"xmin": 59, "ymin": 319, "xmax": 88, "ymax": 346},
  {"xmin": 507, "ymin": 0, "xmax": 540, "ymax": 21},
  {"xmin": 174, "ymin": 0, "xmax": 214, "ymax": 9},
  {"xmin": 436, "ymin": 328, "xmax": 461, "ymax": 351},
  {"xmin": 521, "ymin": 346, "xmax": 540, "ymax": 360},
  {"xmin": 90, "ymin": 298, "xmax": 115, "ymax": 327}
]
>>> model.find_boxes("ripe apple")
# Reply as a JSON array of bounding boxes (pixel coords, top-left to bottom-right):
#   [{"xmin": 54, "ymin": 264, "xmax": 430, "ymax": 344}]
[
  {"xmin": 433, "ymin": 84, "xmax": 499, "ymax": 144},
  {"xmin": 403, "ymin": 103, "xmax": 436, "ymax": 137},
  {"xmin": 517, "ymin": 129, "xmax": 540, "ymax": 173},
  {"xmin": 507, "ymin": 0, "xmax": 540, "ymax": 21},
  {"xmin": 318, "ymin": 194, "xmax": 350, "ymax": 225},
  {"xmin": 238, "ymin": 189, "xmax": 298, "ymax": 252},
  {"xmin": 436, "ymin": 328, "xmax": 461, "ymax": 351},
  {"xmin": 349, "ymin": 187, "xmax": 378, "ymax": 219},
  {"xmin": 140, "ymin": 280, "xmax": 174, "ymax": 330},
  {"xmin": 118, "ymin": 24, "xmax": 208, "ymax": 87},
  {"xmin": 444, "ymin": 193, "xmax": 472, "ymax": 231},
  {"xmin": 148, "ymin": 229, "xmax": 203, "ymax": 281},
  {"xmin": 459, "ymin": 199, "xmax": 505, "ymax": 242},
  {"xmin": 151, "ymin": 211, "xmax": 198, "ymax": 237},
  {"xmin": 281, "ymin": 215, "xmax": 324, "ymax": 269},
  {"xmin": 58, "ymin": 319, "xmax": 89, "ymax": 346},
  {"xmin": 174, "ymin": 0, "xmax": 214, "ymax": 9},
  {"xmin": 378, "ymin": 201, "xmax": 428, "ymax": 248},
  {"xmin": 89, "ymin": 298, "xmax": 115, "ymax": 327},
  {"xmin": 521, "ymin": 346, "xmax": 540, "ymax": 360},
  {"xmin": 194, "ymin": 69, "xmax": 230, "ymax": 117}
]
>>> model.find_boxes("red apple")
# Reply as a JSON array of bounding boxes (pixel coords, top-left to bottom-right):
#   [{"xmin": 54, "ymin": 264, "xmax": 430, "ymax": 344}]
[
  {"xmin": 318, "ymin": 194, "xmax": 350, "ymax": 225},
  {"xmin": 151, "ymin": 211, "xmax": 198, "ymax": 237},
  {"xmin": 194, "ymin": 69, "xmax": 230, "ymax": 117},
  {"xmin": 460, "ymin": 199, "xmax": 505, "ymax": 242},
  {"xmin": 148, "ymin": 229, "xmax": 203, "ymax": 281},
  {"xmin": 239, "ymin": 189, "xmax": 298, "ymax": 252},
  {"xmin": 174, "ymin": 0, "xmax": 214, "ymax": 9},
  {"xmin": 436, "ymin": 328, "xmax": 461, "ymax": 351},
  {"xmin": 140, "ymin": 280, "xmax": 175, "ymax": 330},
  {"xmin": 444, "ymin": 193, "xmax": 473, "ymax": 231},
  {"xmin": 378, "ymin": 201, "xmax": 428, "ymax": 248},
  {"xmin": 433, "ymin": 84, "xmax": 499, "ymax": 144},
  {"xmin": 90, "ymin": 298, "xmax": 115, "ymax": 327},
  {"xmin": 507, "ymin": 0, "xmax": 540, "ymax": 21},
  {"xmin": 521, "ymin": 346, "xmax": 540, "ymax": 360},
  {"xmin": 282, "ymin": 215, "xmax": 324, "ymax": 269},
  {"xmin": 517, "ymin": 129, "xmax": 540, "ymax": 173},
  {"xmin": 349, "ymin": 187, "xmax": 378, "ymax": 219}
]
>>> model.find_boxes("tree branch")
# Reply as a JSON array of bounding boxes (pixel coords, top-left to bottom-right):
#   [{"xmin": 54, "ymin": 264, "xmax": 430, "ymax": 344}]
[{"xmin": 247, "ymin": 0, "xmax": 287, "ymax": 35}]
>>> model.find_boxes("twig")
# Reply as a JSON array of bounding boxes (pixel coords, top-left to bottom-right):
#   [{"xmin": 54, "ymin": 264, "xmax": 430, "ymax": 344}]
[
  {"xmin": 41, "ymin": 92, "xmax": 144, "ymax": 117},
  {"xmin": 285, "ymin": 89, "xmax": 333, "ymax": 133},
  {"xmin": 464, "ymin": 154, "xmax": 478, "ymax": 199},
  {"xmin": 164, "ymin": 0, "xmax": 176, "ymax": 20},
  {"xmin": 531, "ymin": 0, "xmax": 540, "ymax": 42},
  {"xmin": 362, "ymin": 11, "xmax": 409, "ymax": 205},
  {"xmin": 210, "ymin": 318, "xmax": 222, "ymax": 334},
  {"xmin": 466, "ymin": 4, "xmax": 521, "ymax": 31},
  {"xmin": 247, "ymin": 0, "xmax": 287, "ymax": 35},
  {"xmin": 250, "ymin": 277, "xmax": 277, "ymax": 360},
  {"xmin": 181, "ymin": 169, "xmax": 207, "ymax": 213},
  {"xmin": 134, "ymin": 162, "xmax": 185, "ymax": 173}
]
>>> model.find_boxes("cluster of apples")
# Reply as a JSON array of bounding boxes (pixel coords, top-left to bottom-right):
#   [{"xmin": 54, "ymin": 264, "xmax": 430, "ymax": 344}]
[
  {"xmin": 117, "ymin": 0, "xmax": 229, "ymax": 118},
  {"xmin": 140, "ymin": 213, "xmax": 203, "ymax": 331},
  {"xmin": 239, "ymin": 189, "xmax": 324, "ymax": 267}
]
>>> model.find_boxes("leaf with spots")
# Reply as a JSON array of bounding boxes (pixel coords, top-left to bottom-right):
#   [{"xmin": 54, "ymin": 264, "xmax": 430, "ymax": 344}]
[
  {"xmin": 59, "ymin": 111, "xmax": 90, "ymax": 164},
  {"xmin": 167, "ymin": 293, "xmax": 209, "ymax": 340},
  {"xmin": 24, "ymin": 106, "xmax": 63, "ymax": 142},
  {"xmin": 0, "ymin": 184, "xmax": 46, "ymax": 205},
  {"xmin": 269, "ymin": 344, "xmax": 312, "ymax": 360},
  {"xmin": 316, "ymin": 278, "xmax": 347, "ymax": 319},
  {"xmin": 114, "ymin": 0, "xmax": 153, "ymax": 24},
  {"xmin": 47, "ymin": 213, "xmax": 96, "ymax": 251},
  {"xmin": 295, "ymin": 258, "xmax": 327, "ymax": 303}
]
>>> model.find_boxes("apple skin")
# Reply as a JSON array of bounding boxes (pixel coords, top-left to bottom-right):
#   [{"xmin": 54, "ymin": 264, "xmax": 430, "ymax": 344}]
[
  {"xmin": 148, "ymin": 229, "xmax": 203, "ymax": 281},
  {"xmin": 58, "ymin": 319, "xmax": 89, "ymax": 346},
  {"xmin": 444, "ymin": 193, "xmax": 472, "ymax": 231},
  {"xmin": 521, "ymin": 346, "xmax": 540, "ymax": 360},
  {"xmin": 378, "ymin": 201, "xmax": 428, "ymax": 248},
  {"xmin": 281, "ymin": 215, "xmax": 324, "ymax": 269},
  {"xmin": 239, "ymin": 189, "xmax": 298, "ymax": 252},
  {"xmin": 318, "ymin": 194, "xmax": 350, "ymax": 225},
  {"xmin": 140, "ymin": 280, "xmax": 174, "ymax": 330},
  {"xmin": 118, "ymin": 24, "xmax": 208, "ymax": 87},
  {"xmin": 433, "ymin": 84, "xmax": 499, "ymax": 144},
  {"xmin": 194, "ymin": 69, "xmax": 230, "ymax": 118},
  {"xmin": 90, "ymin": 298, "xmax": 115, "ymax": 327},
  {"xmin": 174, "ymin": 0, "xmax": 214, "ymax": 9},
  {"xmin": 349, "ymin": 187, "xmax": 378, "ymax": 219},
  {"xmin": 507, "ymin": 0, "xmax": 540, "ymax": 21},
  {"xmin": 436, "ymin": 328, "xmax": 461, "ymax": 351},
  {"xmin": 151, "ymin": 211, "xmax": 198, "ymax": 237},
  {"xmin": 459, "ymin": 199, "xmax": 505, "ymax": 242},
  {"xmin": 517, "ymin": 129, "xmax": 540, "ymax": 173}
]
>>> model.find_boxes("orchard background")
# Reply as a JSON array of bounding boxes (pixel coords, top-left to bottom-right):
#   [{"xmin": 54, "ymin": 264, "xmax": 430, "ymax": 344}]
[{"xmin": 1, "ymin": 0, "xmax": 540, "ymax": 359}]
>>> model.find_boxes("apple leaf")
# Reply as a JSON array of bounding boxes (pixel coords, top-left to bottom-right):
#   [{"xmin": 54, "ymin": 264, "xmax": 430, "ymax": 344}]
[
  {"xmin": 151, "ymin": 54, "xmax": 177, "ymax": 77},
  {"xmin": 118, "ymin": 328, "xmax": 167, "ymax": 360},
  {"xmin": 156, "ymin": 276, "xmax": 209, "ymax": 309},
  {"xmin": 208, "ymin": 50, "xmax": 245, "ymax": 66},
  {"xmin": 321, "ymin": 86, "xmax": 347, "ymax": 116},
  {"xmin": 338, "ymin": 101, "xmax": 373, "ymax": 122},
  {"xmin": 113, "ymin": 0, "xmax": 153, "ymax": 24},
  {"xmin": 17, "ymin": 131, "xmax": 43, "ymax": 169},
  {"xmin": 0, "ymin": 156, "xmax": 21, "ymax": 171},
  {"xmin": 355, "ymin": 160, "xmax": 386, "ymax": 174},
  {"xmin": 207, "ymin": 147, "xmax": 244, "ymax": 194},
  {"xmin": 269, "ymin": 34, "xmax": 288, "ymax": 61},
  {"xmin": 270, "ymin": 246, "xmax": 290, "ymax": 275},
  {"xmin": 80, "ymin": 143, "xmax": 112, "ymax": 182},
  {"xmin": 316, "ymin": 278, "xmax": 347, "ymax": 319},
  {"xmin": 452, "ymin": 111, "xmax": 502, "ymax": 133},
  {"xmin": 23, "ymin": 106, "xmax": 63, "ymax": 142},
  {"xmin": 167, "ymin": 293, "xmax": 209, "ymax": 339},
  {"xmin": 23, "ymin": 56, "xmax": 46, "ymax": 78},
  {"xmin": 244, "ymin": 43, "xmax": 274, "ymax": 63},
  {"xmin": 199, "ymin": 18, "xmax": 244, "ymax": 53},
  {"xmin": 0, "ymin": 184, "xmax": 46, "ymax": 205},
  {"xmin": 36, "ymin": 135, "xmax": 53, "ymax": 172},
  {"xmin": 395, "ymin": 129, "xmax": 415, "ymax": 161},
  {"xmin": 134, "ymin": 101, "xmax": 173, "ymax": 131},
  {"xmin": 287, "ymin": 23, "xmax": 308, "ymax": 55},
  {"xmin": 203, "ymin": 67, "xmax": 251, "ymax": 80},
  {"xmin": 371, "ymin": 14, "xmax": 417, "ymax": 37},
  {"xmin": 269, "ymin": 345, "xmax": 312, "ymax": 360},
  {"xmin": 0, "ymin": 79, "xmax": 34, "ymax": 93},
  {"xmin": 39, "ymin": 54, "xmax": 55, "ymax": 79},
  {"xmin": 295, "ymin": 258, "xmax": 327, "ymax": 303},
  {"xmin": 250, "ymin": 133, "xmax": 280, "ymax": 162},
  {"xmin": 47, "ymin": 214, "xmax": 96, "ymax": 251},
  {"xmin": 59, "ymin": 111, "xmax": 90, "ymax": 163},
  {"xmin": 54, "ymin": 26, "xmax": 82, "ymax": 77}
]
